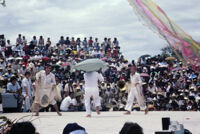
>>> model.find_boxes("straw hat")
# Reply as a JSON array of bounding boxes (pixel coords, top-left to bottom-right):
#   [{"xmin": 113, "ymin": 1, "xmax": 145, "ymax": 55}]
[
  {"xmin": 133, "ymin": 104, "xmax": 140, "ymax": 108},
  {"xmin": 172, "ymin": 93, "xmax": 176, "ymax": 97}
]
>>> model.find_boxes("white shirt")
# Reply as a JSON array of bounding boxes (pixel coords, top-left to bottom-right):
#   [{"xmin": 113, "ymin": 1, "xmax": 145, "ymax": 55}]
[
  {"xmin": 36, "ymin": 70, "xmax": 56, "ymax": 89},
  {"xmin": 130, "ymin": 72, "xmax": 142, "ymax": 85},
  {"xmin": 71, "ymin": 98, "xmax": 77, "ymax": 106},
  {"xmin": 60, "ymin": 96, "xmax": 72, "ymax": 111},
  {"xmin": 84, "ymin": 72, "xmax": 104, "ymax": 89},
  {"xmin": 22, "ymin": 77, "xmax": 32, "ymax": 97}
]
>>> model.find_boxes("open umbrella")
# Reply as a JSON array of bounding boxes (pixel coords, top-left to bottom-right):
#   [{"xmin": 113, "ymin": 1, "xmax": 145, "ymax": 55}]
[
  {"xmin": 172, "ymin": 67, "xmax": 182, "ymax": 71},
  {"xmin": 51, "ymin": 64, "xmax": 60, "ymax": 68},
  {"xmin": 101, "ymin": 57, "xmax": 107, "ymax": 61},
  {"xmin": 30, "ymin": 56, "xmax": 42, "ymax": 61},
  {"xmin": 139, "ymin": 54, "xmax": 151, "ymax": 59},
  {"xmin": 15, "ymin": 57, "xmax": 23, "ymax": 60},
  {"xmin": 165, "ymin": 57, "xmax": 176, "ymax": 60},
  {"xmin": 62, "ymin": 62, "xmax": 70, "ymax": 67},
  {"xmin": 74, "ymin": 58, "xmax": 108, "ymax": 72},
  {"xmin": 8, "ymin": 57, "xmax": 14, "ymax": 60},
  {"xmin": 140, "ymin": 73, "xmax": 150, "ymax": 77},
  {"xmin": 158, "ymin": 62, "xmax": 168, "ymax": 68},
  {"xmin": 42, "ymin": 57, "xmax": 50, "ymax": 61},
  {"xmin": 23, "ymin": 55, "xmax": 30, "ymax": 60},
  {"xmin": 189, "ymin": 74, "xmax": 197, "ymax": 79}
]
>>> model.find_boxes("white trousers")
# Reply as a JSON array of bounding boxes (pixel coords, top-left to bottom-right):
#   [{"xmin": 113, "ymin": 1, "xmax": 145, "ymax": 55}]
[
  {"xmin": 23, "ymin": 96, "xmax": 32, "ymax": 112},
  {"xmin": 125, "ymin": 86, "xmax": 146, "ymax": 111},
  {"xmin": 84, "ymin": 88, "xmax": 100, "ymax": 115}
]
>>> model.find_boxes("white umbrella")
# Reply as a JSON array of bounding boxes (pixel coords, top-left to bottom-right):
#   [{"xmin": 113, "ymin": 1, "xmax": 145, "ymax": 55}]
[
  {"xmin": 73, "ymin": 58, "xmax": 108, "ymax": 72},
  {"xmin": 15, "ymin": 57, "xmax": 23, "ymax": 60},
  {"xmin": 8, "ymin": 57, "xmax": 14, "ymax": 60}
]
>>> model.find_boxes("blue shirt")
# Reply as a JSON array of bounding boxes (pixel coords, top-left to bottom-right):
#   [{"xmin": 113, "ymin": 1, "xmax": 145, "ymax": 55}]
[{"xmin": 7, "ymin": 82, "xmax": 20, "ymax": 92}]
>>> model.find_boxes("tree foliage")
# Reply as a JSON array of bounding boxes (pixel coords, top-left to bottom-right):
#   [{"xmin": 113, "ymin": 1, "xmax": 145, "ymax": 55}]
[
  {"xmin": 0, "ymin": 0, "xmax": 6, "ymax": 7},
  {"xmin": 161, "ymin": 45, "xmax": 176, "ymax": 58}
]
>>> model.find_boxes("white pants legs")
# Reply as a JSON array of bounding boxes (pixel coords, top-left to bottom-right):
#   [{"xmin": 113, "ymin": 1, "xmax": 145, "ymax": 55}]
[
  {"xmin": 23, "ymin": 96, "xmax": 32, "ymax": 112},
  {"xmin": 84, "ymin": 88, "xmax": 100, "ymax": 115},
  {"xmin": 125, "ymin": 86, "xmax": 146, "ymax": 112}
]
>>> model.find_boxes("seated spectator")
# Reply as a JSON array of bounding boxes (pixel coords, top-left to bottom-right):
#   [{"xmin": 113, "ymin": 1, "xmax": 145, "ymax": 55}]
[
  {"xmin": 6, "ymin": 76, "xmax": 23, "ymax": 112},
  {"xmin": 119, "ymin": 122, "xmax": 143, "ymax": 134},
  {"xmin": 7, "ymin": 76, "xmax": 21, "ymax": 94},
  {"xmin": 63, "ymin": 123, "xmax": 87, "ymax": 134},
  {"xmin": 60, "ymin": 92, "xmax": 75, "ymax": 111}
]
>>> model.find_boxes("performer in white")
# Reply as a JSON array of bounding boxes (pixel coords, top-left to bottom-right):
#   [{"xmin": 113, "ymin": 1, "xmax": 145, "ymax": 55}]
[
  {"xmin": 84, "ymin": 69, "xmax": 104, "ymax": 117},
  {"xmin": 124, "ymin": 65, "xmax": 148, "ymax": 115},
  {"xmin": 22, "ymin": 71, "xmax": 32, "ymax": 112},
  {"xmin": 33, "ymin": 64, "xmax": 62, "ymax": 116}
]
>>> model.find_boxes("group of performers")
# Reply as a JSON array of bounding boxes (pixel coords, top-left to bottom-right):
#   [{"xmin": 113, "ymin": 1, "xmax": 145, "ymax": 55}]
[{"xmin": 32, "ymin": 63, "xmax": 148, "ymax": 117}]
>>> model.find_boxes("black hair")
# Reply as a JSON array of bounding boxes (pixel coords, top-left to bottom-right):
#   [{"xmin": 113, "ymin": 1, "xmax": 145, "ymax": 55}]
[
  {"xmin": 10, "ymin": 76, "xmax": 16, "ymax": 82},
  {"xmin": 63, "ymin": 123, "xmax": 85, "ymax": 134},
  {"xmin": 69, "ymin": 92, "xmax": 74, "ymax": 96},
  {"xmin": 45, "ymin": 63, "xmax": 51, "ymax": 67},
  {"xmin": 9, "ymin": 121, "xmax": 36, "ymax": 134},
  {"xmin": 25, "ymin": 71, "xmax": 31, "ymax": 76},
  {"xmin": 119, "ymin": 122, "xmax": 143, "ymax": 134}
]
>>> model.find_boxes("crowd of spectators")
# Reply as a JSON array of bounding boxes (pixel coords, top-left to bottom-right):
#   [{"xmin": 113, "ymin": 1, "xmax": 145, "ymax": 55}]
[{"xmin": 0, "ymin": 34, "xmax": 199, "ymax": 113}]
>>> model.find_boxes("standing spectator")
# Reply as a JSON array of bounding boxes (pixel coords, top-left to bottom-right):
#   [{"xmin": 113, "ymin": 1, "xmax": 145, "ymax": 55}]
[
  {"xmin": 76, "ymin": 38, "xmax": 81, "ymax": 49},
  {"xmin": 70, "ymin": 37, "xmax": 76, "ymax": 50},
  {"xmin": 22, "ymin": 71, "xmax": 33, "ymax": 112},
  {"xmin": 102, "ymin": 37, "xmax": 108, "ymax": 52},
  {"xmin": 22, "ymin": 36, "xmax": 27, "ymax": 46},
  {"xmin": 0, "ymin": 34, "xmax": 6, "ymax": 57},
  {"xmin": 65, "ymin": 37, "xmax": 71, "ymax": 47},
  {"xmin": 46, "ymin": 37, "xmax": 51, "ymax": 48},
  {"xmin": 88, "ymin": 36, "xmax": 93, "ymax": 50},
  {"xmin": 16, "ymin": 34, "xmax": 22, "ymax": 45},
  {"xmin": 5, "ymin": 40, "xmax": 12, "ymax": 57},
  {"xmin": 54, "ymin": 77, "xmax": 63, "ymax": 109},
  {"xmin": 82, "ymin": 37, "xmax": 88, "ymax": 53},
  {"xmin": 113, "ymin": 37, "xmax": 119, "ymax": 48},
  {"xmin": 0, "ymin": 34, "xmax": 6, "ymax": 47},
  {"xmin": 59, "ymin": 36, "xmax": 65, "ymax": 46},
  {"xmin": 32, "ymin": 36, "xmax": 37, "ymax": 46},
  {"xmin": 38, "ymin": 36, "xmax": 44, "ymax": 50},
  {"xmin": 94, "ymin": 38, "xmax": 99, "ymax": 51}
]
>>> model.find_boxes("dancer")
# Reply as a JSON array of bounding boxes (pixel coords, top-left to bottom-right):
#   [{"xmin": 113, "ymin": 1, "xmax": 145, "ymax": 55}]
[
  {"xmin": 124, "ymin": 65, "xmax": 148, "ymax": 115},
  {"xmin": 33, "ymin": 64, "xmax": 62, "ymax": 116},
  {"xmin": 84, "ymin": 69, "xmax": 104, "ymax": 117}
]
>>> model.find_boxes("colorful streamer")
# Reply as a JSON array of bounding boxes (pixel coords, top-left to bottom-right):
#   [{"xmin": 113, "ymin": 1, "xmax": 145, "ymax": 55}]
[{"xmin": 128, "ymin": 0, "xmax": 200, "ymax": 66}]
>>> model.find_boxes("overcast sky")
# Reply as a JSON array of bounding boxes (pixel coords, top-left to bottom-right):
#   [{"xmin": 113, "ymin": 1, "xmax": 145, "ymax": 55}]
[{"xmin": 0, "ymin": 0, "xmax": 200, "ymax": 61}]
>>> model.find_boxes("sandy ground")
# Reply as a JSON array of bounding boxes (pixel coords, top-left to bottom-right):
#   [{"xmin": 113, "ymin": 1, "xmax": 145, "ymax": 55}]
[{"xmin": 2, "ymin": 111, "xmax": 200, "ymax": 134}]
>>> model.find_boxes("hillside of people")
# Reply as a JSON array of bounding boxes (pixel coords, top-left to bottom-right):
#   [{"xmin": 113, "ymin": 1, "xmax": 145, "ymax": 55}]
[{"xmin": 0, "ymin": 34, "xmax": 200, "ymax": 113}]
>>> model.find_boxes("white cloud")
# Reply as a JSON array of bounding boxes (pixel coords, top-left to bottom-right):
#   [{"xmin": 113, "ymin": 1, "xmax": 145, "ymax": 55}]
[{"xmin": 0, "ymin": 0, "xmax": 200, "ymax": 61}]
